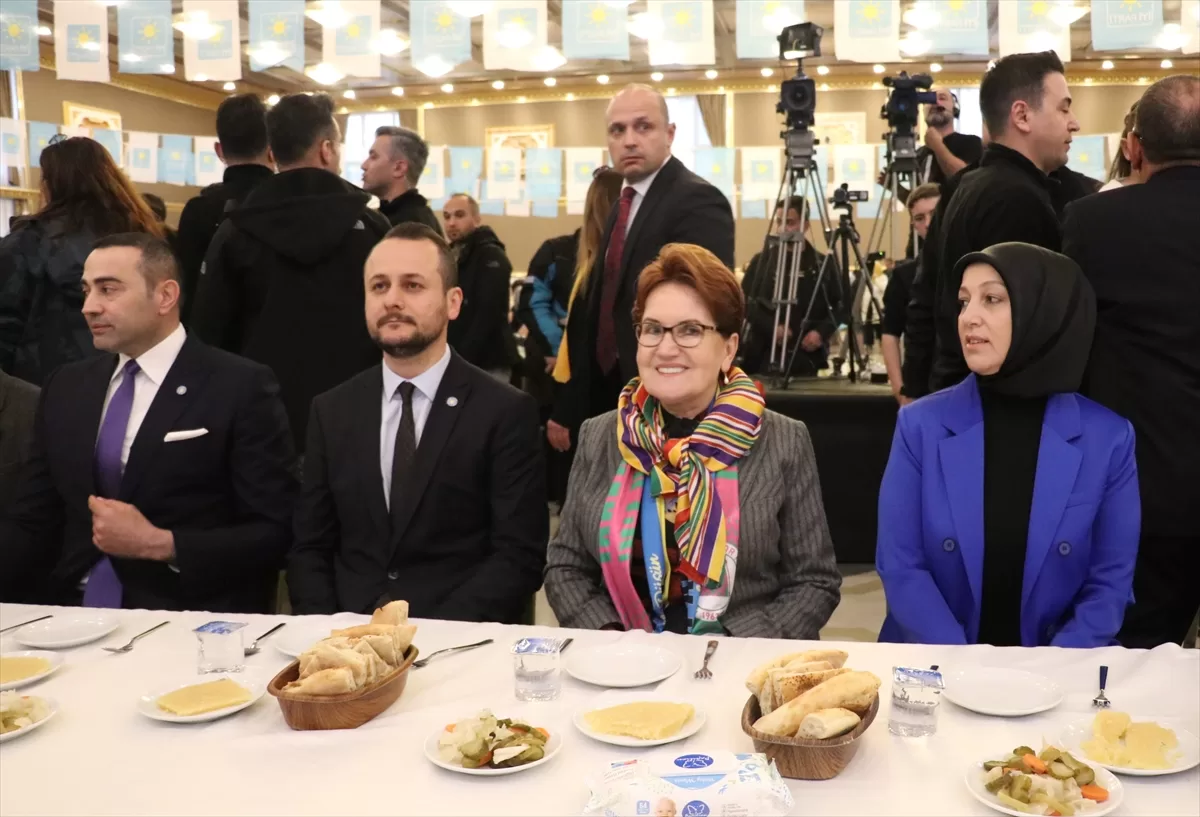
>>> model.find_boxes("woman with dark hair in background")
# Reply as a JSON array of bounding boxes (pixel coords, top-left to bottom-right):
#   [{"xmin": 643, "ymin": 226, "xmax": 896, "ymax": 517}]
[
  {"xmin": 142, "ymin": 192, "xmax": 180, "ymax": 258},
  {"xmin": 0, "ymin": 136, "xmax": 163, "ymax": 384},
  {"xmin": 1101, "ymin": 101, "xmax": 1142, "ymax": 192}
]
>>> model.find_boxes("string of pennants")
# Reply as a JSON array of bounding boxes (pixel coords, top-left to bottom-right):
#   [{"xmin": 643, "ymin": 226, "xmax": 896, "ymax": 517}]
[{"xmin": 1, "ymin": 1, "xmax": 1196, "ymax": 82}]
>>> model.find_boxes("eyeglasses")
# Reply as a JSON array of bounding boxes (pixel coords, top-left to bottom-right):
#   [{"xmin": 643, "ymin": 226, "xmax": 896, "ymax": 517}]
[{"xmin": 635, "ymin": 320, "xmax": 719, "ymax": 348}]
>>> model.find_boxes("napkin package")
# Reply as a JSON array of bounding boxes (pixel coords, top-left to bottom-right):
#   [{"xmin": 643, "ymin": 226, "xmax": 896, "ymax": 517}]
[{"xmin": 583, "ymin": 751, "xmax": 794, "ymax": 817}]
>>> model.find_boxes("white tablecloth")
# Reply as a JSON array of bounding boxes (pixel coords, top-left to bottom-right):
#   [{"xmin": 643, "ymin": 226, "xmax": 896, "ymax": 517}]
[{"xmin": 1, "ymin": 603, "xmax": 1197, "ymax": 817}]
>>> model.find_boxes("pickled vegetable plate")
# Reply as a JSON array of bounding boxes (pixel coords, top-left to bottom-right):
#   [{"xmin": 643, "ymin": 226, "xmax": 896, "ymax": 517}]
[
  {"xmin": 425, "ymin": 710, "xmax": 563, "ymax": 777},
  {"xmin": 965, "ymin": 744, "xmax": 1124, "ymax": 817}
]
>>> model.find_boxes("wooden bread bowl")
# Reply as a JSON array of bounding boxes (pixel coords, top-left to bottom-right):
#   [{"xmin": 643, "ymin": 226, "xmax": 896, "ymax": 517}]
[
  {"xmin": 740, "ymin": 692, "xmax": 879, "ymax": 780},
  {"xmin": 268, "ymin": 646, "xmax": 418, "ymax": 731}
]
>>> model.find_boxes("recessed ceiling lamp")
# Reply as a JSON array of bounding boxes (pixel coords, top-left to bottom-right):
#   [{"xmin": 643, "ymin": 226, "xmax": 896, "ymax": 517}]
[
  {"xmin": 1101, "ymin": 59, "xmax": 1114, "ymax": 70},
  {"xmin": 705, "ymin": 69, "xmax": 718, "ymax": 79},
  {"xmin": 492, "ymin": 79, "xmax": 505, "ymax": 90},
  {"xmin": 342, "ymin": 89, "xmax": 356, "ymax": 99},
  {"xmin": 1161, "ymin": 58, "xmax": 1173, "ymax": 69},
  {"xmin": 37, "ymin": 25, "xmax": 53, "ymax": 36},
  {"xmin": 566, "ymin": 92, "xmax": 576, "ymax": 100},
  {"xmin": 424, "ymin": 101, "xmax": 435, "ymax": 109},
  {"xmin": 819, "ymin": 82, "xmax": 830, "ymax": 91},
  {"xmin": 929, "ymin": 63, "xmax": 943, "ymax": 73},
  {"xmin": 651, "ymin": 71, "xmax": 664, "ymax": 82},
  {"xmin": 761, "ymin": 67, "xmax": 774, "ymax": 77},
  {"xmin": 597, "ymin": 74, "xmax": 610, "ymax": 84},
  {"xmin": 816, "ymin": 65, "xmax": 829, "ymax": 75},
  {"xmin": 305, "ymin": 62, "xmax": 346, "ymax": 85},
  {"xmin": 544, "ymin": 77, "xmax": 557, "ymax": 87},
  {"xmin": 391, "ymin": 87, "xmax": 405, "ymax": 97},
  {"xmin": 441, "ymin": 83, "xmax": 454, "ymax": 93},
  {"xmin": 160, "ymin": 63, "xmax": 175, "ymax": 73},
  {"xmin": 1155, "ymin": 23, "xmax": 1188, "ymax": 51},
  {"xmin": 194, "ymin": 73, "xmax": 209, "ymax": 82},
  {"xmin": 267, "ymin": 94, "xmax": 280, "ymax": 105},
  {"xmin": 517, "ymin": 95, "xmax": 528, "ymax": 103},
  {"xmin": 873, "ymin": 64, "xmax": 885, "ymax": 74},
  {"xmin": 470, "ymin": 99, "xmax": 480, "ymax": 106},
  {"xmin": 223, "ymin": 81, "xmax": 236, "ymax": 91},
  {"xmin": 249, "ymin": 42, "xmax": 288, "ymax": 69}
]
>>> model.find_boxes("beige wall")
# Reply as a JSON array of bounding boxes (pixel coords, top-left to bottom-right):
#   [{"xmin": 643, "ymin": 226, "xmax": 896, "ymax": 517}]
[{"xmin": 424, "ymin": 99, "xmax": 610, "ymax": 148}]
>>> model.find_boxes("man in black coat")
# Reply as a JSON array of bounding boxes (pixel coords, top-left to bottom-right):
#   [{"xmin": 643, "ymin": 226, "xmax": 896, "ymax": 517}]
[
  {"xmin": 882, "ymin": 183, "xmax": 940, "ymax": 403},
  {"xmin": 0, "ymin": 370, "xmax": 39, "ymax": 515},
  {"xmin": 0, "ymin": 234, "xmax": 296, "ymax": 612},
  {"xmin": 359, "ymin": 125, "xmax": 442, "ymax": 234},
  {"xmin": 174, "ymin": 94, "xmax": 274, "ymax": 325},
  {"xmin": 1063, "ymin": 75, "xmax": 1200, "ymax": 648},
  {"xmin": 549, "ymin": 84, "xmax": 735, "ymax": 447},
  {"xmin": 191, "ymin": 93, "xmax": 390, "ymax": 449},
  {"xmin": 289, "ymin": 224, "xmax": 546, "ymax": 623}
]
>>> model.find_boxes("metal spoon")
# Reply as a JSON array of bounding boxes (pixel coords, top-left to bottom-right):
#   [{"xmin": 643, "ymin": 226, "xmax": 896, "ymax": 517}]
[{"xmin": 244, "ymin": 622, "xmax": 286, "ymax": 655}]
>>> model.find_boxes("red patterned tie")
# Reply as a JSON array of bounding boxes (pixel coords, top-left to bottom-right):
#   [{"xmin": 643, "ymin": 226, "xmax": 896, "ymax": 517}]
[{"xmin": 596, "ymin": 186, "xmax": 637, "ymax": 373}]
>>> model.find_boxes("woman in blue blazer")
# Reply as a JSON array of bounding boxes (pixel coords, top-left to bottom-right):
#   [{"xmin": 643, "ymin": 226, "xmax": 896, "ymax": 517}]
[{"xmin": 877, "ymin": 243, "xmax": 1139, "ymax": 648}]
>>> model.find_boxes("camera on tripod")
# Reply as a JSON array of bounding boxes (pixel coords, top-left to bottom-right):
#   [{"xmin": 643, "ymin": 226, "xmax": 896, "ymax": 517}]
[
  {"xmin": 775, "ymin": 22, "xmax": 822, "ymax": 168},
  {"xmin": 878, "ymin": 71, "xmax": 936, "ymax": 164}
]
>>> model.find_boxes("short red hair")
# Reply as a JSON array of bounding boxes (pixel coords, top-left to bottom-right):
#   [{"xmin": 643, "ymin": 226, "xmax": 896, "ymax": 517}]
[{"xmin": 633, "ymin": 243, "xmax": 744, "ymax": 337}]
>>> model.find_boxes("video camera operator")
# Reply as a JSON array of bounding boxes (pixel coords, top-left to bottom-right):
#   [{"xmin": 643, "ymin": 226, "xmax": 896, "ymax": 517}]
[{"xmin": 877, "ymin": 87, "xmax": 983, "ymax": 207}]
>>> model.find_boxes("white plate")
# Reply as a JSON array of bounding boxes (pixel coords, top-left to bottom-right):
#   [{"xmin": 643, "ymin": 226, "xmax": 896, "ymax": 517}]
[
  {"xmin": 136, "ymin": 674, "xmax": 267, "ymax": 723},
  {"xmin": 424, "ymin": 720, "xmax": 563, "ymax": 776},
  {"xmin": 0, "ymin": 651, "xmax": 65, "ymax": 691},
  {"xmin": 943, "ymin": 668, "xmax": 1063, "ymax": 717},
  {"xmin": 1060, "ymin": 716, "xmax": 1200, "ymax": 776},
  {"xmin": 573, "ymin": 693, "xmax": 706, "ymax": 747},
  {"xmin": 0, "ymin": 694, "xmax": 58, "ymax": 744},
  {"xmin": 14, "ymin": 613, "xmax": 119, "ymax": 649},
  {"xmin": 964, "ymin": 756, "xmax": 1123, "ymax": 817},
  {"xmin": 565, "ymin": 643, "xmax": 681, "ymax": 688}
]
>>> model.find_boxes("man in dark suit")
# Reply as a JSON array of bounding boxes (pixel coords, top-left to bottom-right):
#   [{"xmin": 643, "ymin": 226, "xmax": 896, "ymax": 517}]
[
  {"xmin": 549, "ymin": 84, "xmax": 735, "ymax": 450},
  {"xmin": 289, "ymin": 223, "xmax": 547, "ymax": 623},
  {"xmin": 0, "ymin": 370, "xmax": 39, "ymax": 514},
  {"xmin": 1063, "ymin": 75, "xmax": 1200, "ymax": 648},
  {"xmin": 0, "ymin": 233, "xmax": 296, "ymax": 612}
]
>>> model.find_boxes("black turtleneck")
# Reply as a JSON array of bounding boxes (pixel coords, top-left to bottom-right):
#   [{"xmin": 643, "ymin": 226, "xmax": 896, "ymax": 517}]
[{"xmin": 378, "ymin": 188, "xmax": 443, "ymax": 235}]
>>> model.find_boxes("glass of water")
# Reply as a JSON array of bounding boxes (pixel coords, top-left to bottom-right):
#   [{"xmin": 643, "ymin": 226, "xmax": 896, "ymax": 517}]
[
  {"xmin": 194, "ymin": 621, "xmax": 247, "ymax": 674},
  {"xmin": 512, "ymin": 638, "xmax": 564, "ymax": 702},
  {"xmin": 888, "ymin": 666, "xmax": 944, "ymax": 737}
]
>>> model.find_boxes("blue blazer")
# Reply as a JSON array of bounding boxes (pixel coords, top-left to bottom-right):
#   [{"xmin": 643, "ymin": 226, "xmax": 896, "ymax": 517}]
[{"xmin": 877, "ymin": 376, "xmax": 1140, "ymax": 648}]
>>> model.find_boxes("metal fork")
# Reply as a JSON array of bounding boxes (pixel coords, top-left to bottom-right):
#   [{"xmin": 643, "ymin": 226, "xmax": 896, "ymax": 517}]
[
  {"xmin": 1092, "ymin": 665, "xmax": 1111, "ymax": 708},
  {"xmin": 694, "ymin": 640, "xmax": 719, "ymax": 680},
  {"xmin": 102, "ymin": 621, "xmax": 170, "ymax": 653},
  {"xmin": 412, "ymin": 638, "xmax": 494, "ymax": 668}
]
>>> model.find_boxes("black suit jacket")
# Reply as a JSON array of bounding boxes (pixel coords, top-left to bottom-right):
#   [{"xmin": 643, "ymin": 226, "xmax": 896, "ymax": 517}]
[
  {"xmin": 552, "ymin": 156, "xmax": 735, "ymax": 431},
  {"xmin": 289, "ymin": 351, "xmax": 548, "ymax": 622},
  {"xmin": 0, "ymin": 335, "xmax": 297, "ymax": 612},
  {"xmin": 0, "ymin": 370, "xmax": 39, "ymax": 515},
  {"xmin": 1063, "ymin": 166, "xmax": 1200, "ymax": 538}
]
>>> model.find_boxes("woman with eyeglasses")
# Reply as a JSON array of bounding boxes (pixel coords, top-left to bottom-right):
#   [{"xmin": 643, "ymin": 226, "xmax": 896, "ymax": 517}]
[
  {"xmin": 0, "ymin": 136, "xmax": 163, "ymax": 385},
  {"xmin": 545, "ymin": 243, "xmax": 841, "ymax": 638}
]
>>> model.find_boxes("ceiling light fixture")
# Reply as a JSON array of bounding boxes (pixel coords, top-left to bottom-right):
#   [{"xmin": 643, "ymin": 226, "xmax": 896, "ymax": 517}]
[
  {"xmin": 517, "ymin": 95, "xmax": 528, "ymax": 103},
  {"xmin": 441, "ymin": 83, "xmax": 454, "ymax": 93},
  {"xmin": 424, "ymin": 101, "xmax": 435, "ymax": 109},
  {"xmin": 872, "ymin": 64, "xmax": 885, "ymax": 74},
  {"xmin": 342, "ymin": 89, "xmax": 356, "ymax": 99},
  {"xmin": 929, "ymin": 62, "xmax": 943, "ymax": 73},
  {"xmin": 666, "ymin": 87, "xmax": 677, "ymax": 96},
  {"xmin": 223, "ymin": 81, "xmax": 236, "ymax": 91},
  {"xmin": 194, "ymin": 73, "xmax": 209, "ymax": 82},
  {"xmin": 819, "ymin": 82, "xmax": 830, "ymax": 91},
  {"xmin": 1101, "ymin": 59, "xmax": 1114, "ymax": 70},
  {"xmin": 492, "ymin": 79, "xmax": 505, "ymax": 90},
  {"xmin": 37, "ymin": 25, "xmax": 53, "ymax": 36},
  {"xmin": 766, "ymin": 84, "xmax": 777, "ymax": 93},
  {"xmin": 760, "ymin": 67, "xmax": 774, "ymax": 77},
  {"xmin": 544, "ymin": 76, "xmax": 557, "ymax": 87},
  {"xmin": 470, "ymin": 98, "xmax": 480, "ymax": 106},
  {"xmin": 816, "ymin": 65, "xmax": 829, "ymax": 76},
  {"xmin": 267, "ymin": 94, "xmax": 280, "ymax": 105},
  {"xmin": 249, "ymin": 42, "xmax": 288, "ymax": 68},
  {"xmin": 391, "ymin": 86, "xmax": 405, "ymax": 96},
  {"xmin": 305, "ymin": 62, "xmax": 346, "ymax": 85},
  {"xmin": 597, "ymin": 74, "xmax": 610, "ymax": 84},
  {"xmin": 651, "ymin": 71, "xmax": 664, "ymax": 82},
  {"xmin": 566, "ymin": 92, "xmax": 576, "ymax": 100},
  {"xmin": 1161, "ymin": 58, "xmax": 1174, "ymax": 69},
  {"xmin": 705, "ymin": 69, "xmax": 718, "ymax": 79}
]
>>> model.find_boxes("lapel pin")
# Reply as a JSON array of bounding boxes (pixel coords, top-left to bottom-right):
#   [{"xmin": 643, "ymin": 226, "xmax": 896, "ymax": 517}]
[
  {"xmin": 176, "ymin": 385, "xmax": 187, "ymax": 396},
  {"xmin": 446, "ymin": 396, "xmax": 458, "ymax": 407}
]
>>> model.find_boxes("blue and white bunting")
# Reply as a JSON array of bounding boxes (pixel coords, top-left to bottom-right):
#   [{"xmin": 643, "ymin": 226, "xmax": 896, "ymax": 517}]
[
  {"xmin": 925, "ymin": 0, "xmax": 989, "ymax": 56},
  {"xmin": 28, "ymin": 122, "xmax": 58, "ymax": 167},
  {"xmin": 92, "ymin": 129, "xmax": 124, "ymax": 164},
  {"xmin": 999, "ymin": 0, "xmax": 1072, "ymax": 60},
  {"xmin": 118, "ymin": 0, "xmax": 174, "ymax": 74},
  {"xmin": 736, "ymin": 0, "xmax": 806, "ymax": 60},
  {"xmin": 248, "ymin": 0, "xmax": 305, "ymax": 72},
  {"xmin": 182, "ymin": 0, "xmax": 242, "ymax": 81},
  {"xmin": 420, "ymin": 145, "xmax": 446, "ymax": 200},
  {"xmin": 1067, "ymin": 135, "xmax": 1107, "ymax": 182},
  {"xmin": 0, "ymin": 119, "xmax": 26, "ymax": 182},
  {"xmin": 411, "ymin": 1, "xmax": 472, "ymax": 74},
  {"xmin": 564, "ymin": 147, "xmax": 604, "ymax": 203},
  {"xmin": 648, "ymin": 0, "xmax": 716, "ymax": 66},
  {"xmin": 479, "ymin": 180, "xmax": 505, "ymax": 216},
  {"xmin": 54, "ymin": 0, "xmax": 109, "ymax": 82},
  {"xmin": 448, "ymin": 146, "xmax": 484, "ymax": 195},
  {"xmin": 506, "ymin": 199, "xmax": 532, "ymax": 217},
  {"xmin": 525, "ymin": 148, "xmax": 563, "ymax": 202},
  {"xmin": 832, "ymin": 143, "xmax": 875, "ymax": 191},
  {"xmin": 195, "ymin": 136, "xmax": 222, "ymax": 186},
  {"xmin": 834, "ymin": 0, "xmax": 900, "ymax": 63},
  {"xmin": 159, "ymin": 134, "xmax": 194, "ymax": 185},
  {"xmin": 694, "ymin": 147, "xmax": 735, "ymax": 209},
  {"xmin": 1091, "ymin": 0, "xmax": 1163, "ymax": 51},
  {"xmin": 486, "ymin": 146, "xmax": 523, "ymax": 202},
  {"xmin": 0, "ymin": 0, "xmax": 40, "ymax": 72},
  {"xmin": 740, "ymin": 146, "xmax": 782, "ymax": 203},
  {"xmin": 483, "ymin": 1, "xmax": 550, "ymax": 72},
  {"xmin": 324, "ymin": 0, "xmax": 380, "ymax": 78},
  {"xmin": 741, "ymin": 200, "xmax": 768, "ymax": 220},
  {"xmin": 561, "ymin": 1, "xmax": 629, "ymax": 60},
  {"xmin": 532, "ymin": 201, "xmax": 559, "ymax": 218},
  {"xmin": 126, "ymin": 131, "xmax": 158, "ymax": 183}
]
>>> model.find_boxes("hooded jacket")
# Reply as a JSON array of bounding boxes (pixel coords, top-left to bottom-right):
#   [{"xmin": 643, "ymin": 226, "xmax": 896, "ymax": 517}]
[
  {"xmin": 190, "ymin": 167, "xmax": 390, "ymax": 448},
  {"xmin": 447, "ymin": 225, "xmax": 515, "ymax": 372}
]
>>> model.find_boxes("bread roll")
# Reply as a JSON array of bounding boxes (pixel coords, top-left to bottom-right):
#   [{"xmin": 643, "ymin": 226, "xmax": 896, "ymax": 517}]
[
  {"xmin": 285, "ymin": 666, "xmax": 356, "ymax": 695},
  {"xmin": 299, "ymin": 641, "xmax": 369, "ymax": 687},
  {"xmin": 391, "ymin": 623, "xmax": 417, "ymax": 655},
  {"xmin": 330, "ymin": 623, "xmax": 400, "ymax": 640},
  {"xmin": 371, "ymin": 600, "xmax": 410, "ymax": 626},
  {"xmin": 772, "ymin": 667, "xmax": 850, "ymax": 708},
  {"xmin": 745, "ymin": 649, "xmax": 849, "ymax": 697},
  {"xmin": 783, "ymin": 650, "xmax": 848, "ymax": 671},
  {"xmin": 753, "ymin": 670, "xmax": 881, "ymax": 737},
  {"xmin": 352, "ymin": 640, "xmax": 392, "ymax": 683},
  {"xmin": 762, "ymin": 664, "xmax": 834, "ymax": 714},
  {"xmin": 798, "ymin": 708, "xmax": 861, "ymax": 740},
  {"xmin": 355, "ymin": 633, "xmax": 401, "ymax": 666}
]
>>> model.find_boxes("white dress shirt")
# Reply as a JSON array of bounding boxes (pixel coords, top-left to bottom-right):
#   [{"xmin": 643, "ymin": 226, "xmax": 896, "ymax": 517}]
[
  {"xmin": 380, "ymin": 345, "xmax": 452, "ymax": 508},
  {"xmin": 96, "ymin": 323, "xmax": 188, "ymax": 472},
  {"xmin": 621, "ymin": 159, "xmax": 667, "ymax": 235}
]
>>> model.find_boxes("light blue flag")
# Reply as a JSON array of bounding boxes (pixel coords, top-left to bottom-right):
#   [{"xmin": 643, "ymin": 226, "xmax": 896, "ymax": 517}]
[
  {"xmin": 118, "ymin": 0, "xmax": 173, "ymax": 74},
  {"xmin": 1067, "ymin": 135, "xmax": 1108, "ymax": 182},
  {"xmin": 159, "ymin": 134, "xmax": 194, "ymax": 185},
  {"xmin": 1091, "ymin": 0, "xmax": 1162, "ymax": 51},
  {"xmin": 411, "ymin": 1, "xmax": 471, "ymax": 68},
  {"xmin": 448, "ymin": 146, "xmax": 483, "ymax": 193},
  {"xmin": 741, "ymin": 199, "xmax": 768, "ymax": 219},
  {"xmin": 92, "ymin": 129, "xmax": 123, "ymax": 163},
  {"xmin": 28, "ymin": 122, "xmax": 58, "ymax": 166},
  {"xmin": 429, "ymin": 196, "xmax": 447, "ymax": 213},
  {"xmin": 562, "ymin": 0, "xmax": 629, "ymax": 60},
  {"xmin": 927, "ymin": 0, "xmax": 989, "ymax": 56},
  {"xmin": 2, "ymin": 130, "xmax": 19, "ymax": 156},
  {"xmin": 568, "ymin": 155, "xmax": 601, "ymax": 188},
  {"xmin": 67, "ymin": 24, "xmax": 104, "ymax": 63},
  {"xmin": 335, "ymin": 14, "xmax": 373, "ymax": 58},
  {"xmin": 736, "ymin": 0, "xmax": 806, "ymax": 59},
  {"xmin": 249, "ymin": 0, "xmax": 305, "ymax": 72},
  {"xmin": 846, "ymin": 0, "xmax": 894, "ymax": 37},
  {"xmin": 662, "ymin": 0, "xmax": 706, "ymax": 41},
  {"xmin": 479, "ymin": 180, "xmax": 505, "ymax": 216},
  {"xmin": 695, "ymin": 147, "xmax": 736, "ymax": 197},
  {"xmin": 532, "ymin": 201, "xmax": 559, "ymax": 218},
  {"xmin": 130, "ymin": 145, "xmax": 154, "ymax": 173},
  {"xmin": 525, "ymin": 148, "xmax": 563, "ymax": 201},
  {"xmin": 0, "ymin": 0, "xmax": 40, "ymax": 71},
  {"xmin": 840, "ymin": 155, "xmax": 870, "ymax": 186},
  {"xmin": 858, "ymin": 145, "xmax": 890, "ymax": 219}
]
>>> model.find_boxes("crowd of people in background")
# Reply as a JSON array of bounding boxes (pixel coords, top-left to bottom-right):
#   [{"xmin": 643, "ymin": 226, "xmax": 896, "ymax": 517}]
[{"xmin": 0, "ymin": 56, "xmax": 1196, "ymax": 651}]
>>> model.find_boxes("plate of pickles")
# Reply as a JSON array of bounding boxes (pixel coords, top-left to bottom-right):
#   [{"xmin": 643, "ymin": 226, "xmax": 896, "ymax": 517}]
[
  {"xmin": 965, "ymin": 743, "xmax": 1124, "ymax": 816},
  {"xmin": 425, "ymin": 709, "xmax": 562, "ymax": 777}
]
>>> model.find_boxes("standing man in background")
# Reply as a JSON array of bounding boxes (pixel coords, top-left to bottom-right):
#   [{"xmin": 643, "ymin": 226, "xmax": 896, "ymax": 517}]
[
  {"xmin": 918, "ymin": 88, "xmax": 984, "ymax": 188},
  {"xmin": 550, "ymin": 84, "xmax": 734, "ymax": 447},
  {"xmin": 1063, "ymin": 75, "xmax": 1200, "ymax": 648},
  {"xmin": 881, "ymin": 183, "xmax": 940, "ymax": 404},
  {"xmin": 360, "ymin": 126, "xmax": 442, "ymax": 234},
  {"xmin": 191, "ymin": 92, "xmax": 390, "ymax": 450},
  {"xmin": 441, "ymin": 193, "xmax": 516, "ymax": 380},
  {"xmin": 175, "ymin": 94, "xmax": 274, "ymax": 325}
]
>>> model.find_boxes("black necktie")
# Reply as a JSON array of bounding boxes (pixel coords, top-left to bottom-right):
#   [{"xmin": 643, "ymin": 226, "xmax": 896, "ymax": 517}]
[{"xmin": 389, "ymin": 382, "xmax": 416, "ymax": 522}]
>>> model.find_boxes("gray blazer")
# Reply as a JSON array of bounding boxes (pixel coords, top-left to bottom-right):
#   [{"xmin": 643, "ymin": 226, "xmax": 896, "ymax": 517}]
[
  {"xmin": 545, "ymin": 408, "xmax": 842, "ymax": 639},
  {"xmin": 0, "ymin": 370, "xmax": 40, "ymax": 515}
]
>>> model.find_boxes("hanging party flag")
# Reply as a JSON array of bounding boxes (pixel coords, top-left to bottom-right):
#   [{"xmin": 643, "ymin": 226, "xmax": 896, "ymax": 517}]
[
  {"xmin": 741, "ymin": 146, "xmax": 783, "ymax": 203},
  {"xmin": 1091, "ymin": 0, "xmax": 1163, "ymax": 51},
  {"xmin": 1067, "ymin": 135, "xmax": 1107, "ymax": 182},
  {"xmin": 27, "ymin": 122, "xmax": 58, "ymax": 166},
  {"xmin": 525, "ymin": 148, "xmax": 563, "ymax": 202},
  {"xmin": 248, "ymin": 0, "xmax": 305, "ymax": 72},
  {"xmin": 835, "ymin": 0, "xmax": 900, "ymax": 63},
  {"xmin": 479, "ymin": 180, "xmax": 505, "ymax": 216},
  {"xmin": 562, "ymin": 0, "xmax": 629, "ymax": 60},
  {"xmin": 126, "ymin": 131, "xmax": 159, "ymax": 183},
  {"xmin": 0, "ymin": 119, "xmax": 26, "ymax": 178},
  {"xmin": 0, "ymin": 0, "xmax": 40, "ymax": 72},
  {"xmin": 119, "ymin": 0, "xmax": 174, "ymax": 74},
  {"xmin": 195, "ymin": 136, "xmax": 222, "ymax": 186},
  {"xmin": 926, "ymin": 0, "xmax": 990, "ymax": 56},
  {"xmin": 1185, "ymin": 0, "xmax": 1200, "ymax": 54},
  {"xmin": 420, "ymin": 145, "xmax": 446, "ymax": 200},
  {"xmin": 54, "ymin": 0, "xmax": 109, "ymax": 82},
  {"xmin": 410, "ymin": 1, "xmax": 472, "ymax": 73},
  {"xmin": 506, "ymin": 199, "xmax": 532, "ymax": 217},
  {"xmin": 564, "ymin": 147, "xmax": 605, "ymax": 204},
  {"xmin": 999, "ymin": 0, "xmax": 1072, "ymax": 61},
  {"xmin": 324, "ymin": 0, "xmax": 381, "ymax": 78},
  {"xmin": 532, "ymin": 201, "xmax": 559, "ymax": 218},
  {"xmin": 92, "ymin": 129, "xmax": 124, "ymax": 164},
  {"xmin": 833, "ymin": 144, "xmax": 875, "ymax": 191},
  {"xmin": 694, "ymin": 147, "xmax": 735, "ymax": 208},
  {"xmin": 737, "ymin": 0, "xmax": 806, "ymax": 59},
  {"xmin": 159, "ymin": 135, "xmax": 194, "ymax": 185},
  {"xmin": 483, "ymin": 1, "xmax": 549, "ymax": 72},
  {"xmin": 182, "ymin": 0, "xmax": 242, "ymax": 81},
  {"xmin": 448, "ymin": 146, "xmax": 484, "ymax": 193},
  {"xmin": 486, "ymin": 147, "xmax": 523, "ymax": 202},
  {"xmin": 741, "ymin": 200, "xmax": 768, "ymax": 219},
  {"xmin": 648, "ymin": 0, "xmax": 716, "ymax": 66}
]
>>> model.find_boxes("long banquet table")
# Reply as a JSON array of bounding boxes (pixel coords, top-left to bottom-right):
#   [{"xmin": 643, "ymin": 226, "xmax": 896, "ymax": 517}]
[{"xmin": 2, "ymin": 603, "xmax": 1197, "ymax": 817}]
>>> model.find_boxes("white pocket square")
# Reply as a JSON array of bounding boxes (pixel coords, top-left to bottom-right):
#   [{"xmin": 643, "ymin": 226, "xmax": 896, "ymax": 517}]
[{"xmin": 163, "ymin": 428, "xmax": 208, "ymax": 442}]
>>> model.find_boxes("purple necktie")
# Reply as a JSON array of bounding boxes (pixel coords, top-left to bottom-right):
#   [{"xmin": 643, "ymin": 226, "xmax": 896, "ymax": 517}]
[{"xmin": 83, "ymin": 359, "xmax": 139, "ymax": 608}]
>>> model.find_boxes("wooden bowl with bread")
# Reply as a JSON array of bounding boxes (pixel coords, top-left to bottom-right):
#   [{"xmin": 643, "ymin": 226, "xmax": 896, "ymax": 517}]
[
  {"xmin": 269, "ymin": 645, "xmax": 418, "ymax": 731},
  {"xmin": 740, "ymin": 648, "xmax": 882, "ymax": 780}
]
